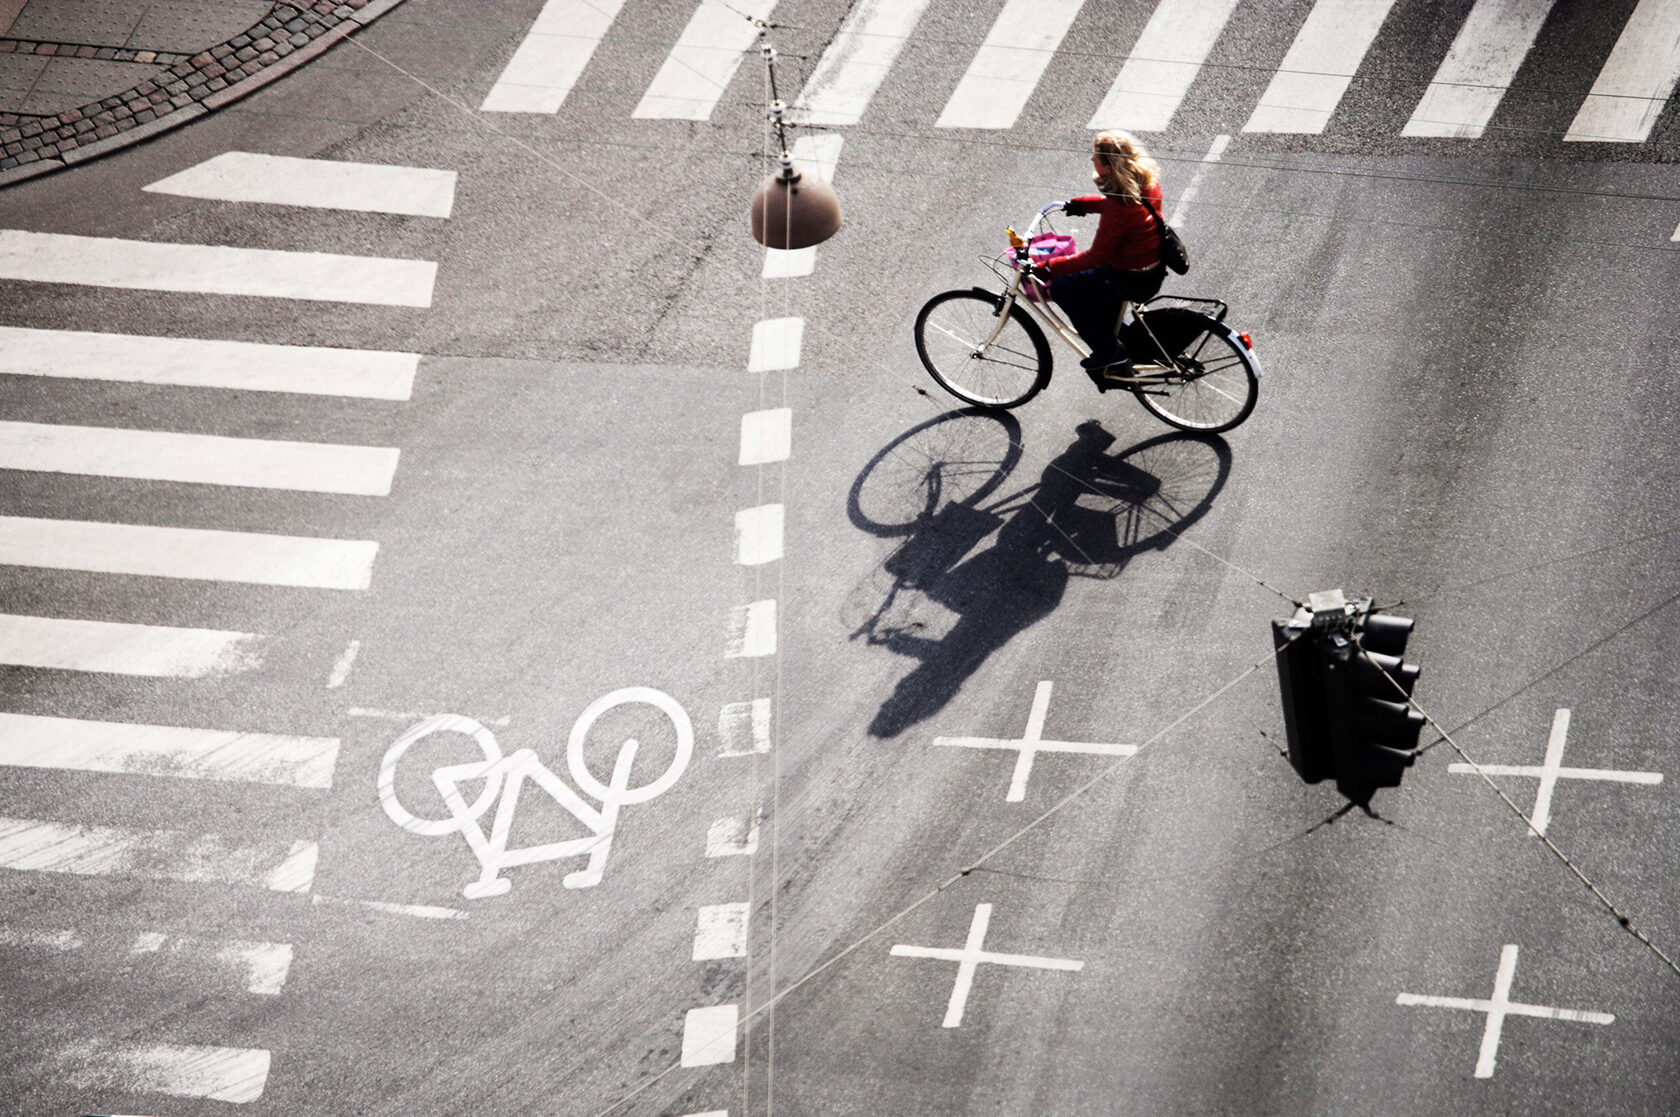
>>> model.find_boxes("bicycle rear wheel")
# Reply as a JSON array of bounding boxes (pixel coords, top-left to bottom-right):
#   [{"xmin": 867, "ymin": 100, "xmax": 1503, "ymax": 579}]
[
  {"xmin": 1131, "ymin": 314, "xmax": 1259, "ymax": 433},
  {"xmin": 914, "ymin": 289, "xmax": 1050, "ymax": 409}
]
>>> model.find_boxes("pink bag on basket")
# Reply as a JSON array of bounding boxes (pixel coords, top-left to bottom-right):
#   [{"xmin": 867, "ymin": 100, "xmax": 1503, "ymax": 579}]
[{"xmin": 1013, "ymin": 233, "xmax": 1076, "ymax": 302}]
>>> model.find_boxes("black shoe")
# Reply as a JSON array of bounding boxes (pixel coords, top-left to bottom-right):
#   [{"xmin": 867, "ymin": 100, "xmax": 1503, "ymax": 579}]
[{"xmin": 1089, "ymin": 357, "xmax": 1135, "ymax": 389}]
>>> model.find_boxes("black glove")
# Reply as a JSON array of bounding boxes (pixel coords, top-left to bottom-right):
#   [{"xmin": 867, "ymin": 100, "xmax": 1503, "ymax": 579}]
[{"xmin": 1062, "ymin": 199, "xmax": 1087, "ymax": 217}]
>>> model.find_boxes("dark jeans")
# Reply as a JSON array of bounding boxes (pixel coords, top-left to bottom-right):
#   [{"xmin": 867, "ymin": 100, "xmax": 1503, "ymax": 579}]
[{"xmin": 1050, "ymin": 265, "xmax": 1166, "ymax": 367}]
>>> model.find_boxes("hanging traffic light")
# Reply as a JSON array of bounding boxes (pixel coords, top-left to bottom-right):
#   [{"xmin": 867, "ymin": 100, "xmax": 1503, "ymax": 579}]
[{"xmin": 1273, "ymin": 590, "xmax": 1424, "ymax": 806}]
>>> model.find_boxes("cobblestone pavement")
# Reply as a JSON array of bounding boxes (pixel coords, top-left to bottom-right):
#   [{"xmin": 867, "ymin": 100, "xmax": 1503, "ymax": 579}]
[{"xmin": 0, "ymin": 0, "xmax": 408, "ymax": 186}]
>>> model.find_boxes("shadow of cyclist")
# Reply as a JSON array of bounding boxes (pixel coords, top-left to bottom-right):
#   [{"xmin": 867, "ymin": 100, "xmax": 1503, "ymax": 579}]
[{"xmin": 862, "ymin": 420, "xmax": 1230, "ymax": 739}]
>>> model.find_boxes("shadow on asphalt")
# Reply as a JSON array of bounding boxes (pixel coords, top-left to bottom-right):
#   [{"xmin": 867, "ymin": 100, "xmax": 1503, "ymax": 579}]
[{"xmin": 846, "ymin": 410, "xmax": 1231, "ymax": 738}]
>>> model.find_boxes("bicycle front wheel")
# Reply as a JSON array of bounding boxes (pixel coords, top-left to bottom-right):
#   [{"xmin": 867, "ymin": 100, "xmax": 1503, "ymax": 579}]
[
  {"xmin": 914, "ymin": 289, "xmax": 1050, "ymax": 409},
  {"xmin": 1133, "ymin": 316, "xmax": 1259, "ymax": 434}
]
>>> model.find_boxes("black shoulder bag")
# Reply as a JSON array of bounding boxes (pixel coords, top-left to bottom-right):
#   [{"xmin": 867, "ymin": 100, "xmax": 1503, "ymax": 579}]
[{"xmin": 1140, "ymin": 195, "xmax": 1190, "ymax": 275}]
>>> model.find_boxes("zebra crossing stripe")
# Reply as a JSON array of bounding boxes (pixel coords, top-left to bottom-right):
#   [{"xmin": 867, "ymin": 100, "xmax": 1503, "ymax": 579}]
[
  {"xmin": 0, "ymin": 420, "xmax": 400, "ymax": 496},
  {"xmin": 1244, "ymin": 0, "xmax": 1401, "ymax": 134},
  {"xmin": 0, "ymin": 713, "xmax": 339, "ymax": 789},
  {"xmin": 633, "ymin": 0, "xmax": 777, "ymax": 121},
  {"xmin": 143, "ymin": 152, "xmax": 457, "ymax": 217},
  {"xmin": 0, "ymin": 230, "xmax": 437, "ymax": 307},
  {"xmin": 480, "ymin": 0, "xmax": 628, "ymax": 113},
  {"xmin": 128, "ymin": 933, "xmax": 295, "ymax": 995},
  {"xmin": 0, "ymin": 817, "xmax": 317, "ymax": 892},
  {"xmin": 1565, "ymin": 0, "xmax": 1680, "ymax": 143},
  {"xmin": 1403, "ymin": 0, "xmax": 1553, "ymax": 138},
  {"xmin": 792, "ymin": 0, "xmax": 932, "ymax": 125},
  {"xmin": 54, "ymin": 1040, "xmax": 270, "ymax": 1103},
  {"xmin": 0, "ymin": 614, "xmax": 261, "ymax": 678},
  {"xmin": 1088, "ymin": 0, "xmax": 1241, "ymax": 132},
  {"xmin": 0, "ymin": 516, "xmax": 379, "ymax": 590},
  {"xmin": 937, "ymin": 0, "xmax": 1085, "ymax": 130},
  {"xmin": 0, "ymin": 326, "xmax": 419, "ymax": 400}
]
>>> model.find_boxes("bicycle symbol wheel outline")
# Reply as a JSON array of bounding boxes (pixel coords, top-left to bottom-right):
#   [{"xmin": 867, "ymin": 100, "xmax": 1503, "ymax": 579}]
[{"xmin": 377, "ymin": 687, "xmax": 693, "ymax": 897}]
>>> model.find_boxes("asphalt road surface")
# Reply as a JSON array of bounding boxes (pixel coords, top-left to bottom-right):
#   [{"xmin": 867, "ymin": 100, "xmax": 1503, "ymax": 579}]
[{"xmin": 2, "ymin": 1, "xmax": 1678, "ymax": 1114}]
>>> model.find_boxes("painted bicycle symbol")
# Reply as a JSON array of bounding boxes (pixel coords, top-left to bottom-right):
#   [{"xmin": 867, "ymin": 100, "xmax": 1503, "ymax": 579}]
[{"xmin": 376, "ymin": 687, "xmax": 693, "ymax": 899}]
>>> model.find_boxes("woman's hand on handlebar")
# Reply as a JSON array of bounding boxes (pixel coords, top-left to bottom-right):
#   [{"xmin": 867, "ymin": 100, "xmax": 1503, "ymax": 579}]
[{"xmin": 1061, "ymin": 199, "xmax": 1088, "ymax": 217}]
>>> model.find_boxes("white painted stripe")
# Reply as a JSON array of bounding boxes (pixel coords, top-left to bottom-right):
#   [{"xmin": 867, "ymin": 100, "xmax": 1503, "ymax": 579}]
[
  {"xmin": 127, "ymin": 933, "xmax": 294, "ymax": 995},
  {"xmin": 1167, "ymin": 133, "xmax": 1230, "ymax": 226},
  {"xmin": 0, "ymin": 326, "xmax": 418, "ymax": 400},
  {"xmin": 1395, "ymin": 992, "xmax": 1615, "ymax": 1024},
  {"xmin": 0, "ymin": 614, "xmax": 261, "ymax": 677},
  {"xmin": 0, "ymin": 713, "xmax": 339, "ymax": 789},
  {"xmin": 1088, "ymin": 0, "xmax": 1242, "ymax": 132},
  {"xmin": 326, "ymin": 639, "xmax": 361, "ymax": 688},
  {"xmin": 633, "ymin": 0, "xmax": 777, "ymax": 121},
  {"xmin": 57, "ymin": 1040, "xmax": 269, "ymax": 1103},
  {"xmin": 739, "ymin": 408, "xmax": 792, "ymax": 465},
  {"xmin": 1243, "ymin": 0, "xmax": 1400, "ymax": 134},
  {"xmin": 143, "ymin": 152, "xmax": 458, "ymax": 217},
  {"xmin": 481, "ymin": 0, "xmax": 628, "ymax": 113},
  {"xmin": 0, "ymin": 421, "xmax": 400, "ymax": 496},
  {"xmin": 680, "ymin": 1004, "xmax": 738, "ymax": 1066},
  {"xmin": 1451, "ymin": 765, "xmax": 1666, "ymax": 785},
  {"xmin": 734, "ymin": 504, "xmax": 784, "ymax": 565},
  {"xmin": 310, "ymin": 893, "xmax": 471, "ymax": 919},
  {"xmin": 678, "ymin": 1112, "xmax": 729, "ymax": 1117},
  {"xmin": 1401, "ymin": 0, "xmax": 1553, "ymax": 138},
  {"xmin": 0, "ymin": 818, "xmax": 316, "ymax": 892},
  {"xmin": 761, "ymin": 134, "xmax": 845, "ymax": 278},
  {"xmin": 725, "ymin": 600, "xmax": 776, "ymax": 658},
  {"xmin": 761, "ymin": 246, "xmax": 816, "ymax": 278},
  {"xmin": 792, "ymin": 0, "xmax": 933, "ymax": 125},
  {"xmin": 0, "ymin": 230, "xmax": 436, "ymax": 308},
  {"xmin": 0, "ymin": 927, "xmax": 83, "ymax": 950},
  {"xmin": 1565, "ymin": 0, "xmax": 1680, "ymax": 142},
  {"xmin": 693, "ymin": 902, "xmax": 749, "ymax": 960},
  {"xmin": 705, "ymin": 815, "xmax": 759, "ymax": 857},
  {"xmin": 1672, "ymin": 219, "xmax": 1680, "ymax": 241},
  {"xmin": 718, "ymin": 698, "xmax": 771, "ymax": 756},
  {"xmin": 748, "ymin": 317, "xmax": 804, "ymax": 372},
  {"xmin": 937, "ymin": 0, "xmax": 1085, "ymax": 130},
  {"xmin": 0, "ymin": 516, "xmax": 379, "ymax": 590}
]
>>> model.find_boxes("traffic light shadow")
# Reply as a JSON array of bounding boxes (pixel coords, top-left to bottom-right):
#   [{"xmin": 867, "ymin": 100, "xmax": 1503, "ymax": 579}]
[{"xmin": 846, "ymin": 414, "xmax": 1231, "ymax": 739}]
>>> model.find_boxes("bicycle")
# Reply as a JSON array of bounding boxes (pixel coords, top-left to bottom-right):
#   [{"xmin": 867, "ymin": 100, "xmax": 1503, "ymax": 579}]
[{"xmin": 912, "ymin": 202, "xmax": 1262, "ymax": 433}]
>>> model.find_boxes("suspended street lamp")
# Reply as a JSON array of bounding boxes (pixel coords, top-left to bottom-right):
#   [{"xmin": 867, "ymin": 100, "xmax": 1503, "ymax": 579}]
[{"xmin": 750, "ymin": 34, "xmax": 841, "ymax": 250}]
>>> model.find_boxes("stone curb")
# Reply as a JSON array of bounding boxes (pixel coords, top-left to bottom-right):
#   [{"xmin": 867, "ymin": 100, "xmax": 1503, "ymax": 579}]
[{"xmin": 0, "ymin": 0, "xmax": 409, "ymax": 189}]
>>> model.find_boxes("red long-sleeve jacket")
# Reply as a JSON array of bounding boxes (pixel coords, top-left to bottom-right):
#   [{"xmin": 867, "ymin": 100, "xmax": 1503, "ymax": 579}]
[{"xmin": 1044, "ymin": 183, "xmax": 1164, "ymax": 276}]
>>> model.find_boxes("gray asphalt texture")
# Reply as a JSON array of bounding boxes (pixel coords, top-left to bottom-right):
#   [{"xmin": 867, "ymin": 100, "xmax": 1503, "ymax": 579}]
[{"xmin": 1, "ymin": 1, "xmax": 1678, "ymax": 1114}]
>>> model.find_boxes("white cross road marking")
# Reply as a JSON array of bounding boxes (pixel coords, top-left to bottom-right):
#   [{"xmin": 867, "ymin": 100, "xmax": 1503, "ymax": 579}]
[
  {"xmin": 1396, "ymin": 944, "xmax": 1613, "ymax": 1078},
  {"xmin": 1447, "ymin": 709, "xmax": 1662, "ymax": 837},
  {"xmin": 1244, "ymin": 0, "xmax": 1401, "ymax": 134},
  {"xmin": 143, "ymin": 152, "xmax": 458, "ymax": 217},
  {"xmin": 1088, "ymin": 0, "xmax": 1242, "ymax": 132},
  {"xmin": 791, "ymin": 0, "xmax": 931, "ymax": 125},
  {"xmin": 739, "ymin": 409, "xmax": 792, "ymax": 465},
  {"xmin": 725, "ymin": 600, "xmax": 777, "ymax": 658},
  {"xmin": 747, "ymin": 317, "xmax": 804, "ymax": 372},
  {"xmin": 890, "ymin": 903, "xmax": 1083, "ymax": 1028},
  {"xmin": 718, "ymin": 698, "xmax": 771, "ymax": 757},
  {"xmin": 1565, "ymin": 0, "xmax": 1680, "ymax": 142},
  {"xmin": 935, "ymin": 681, "xmax": 1136, "ymax": 801},
  {"xmin": 480, "ymin": 0, "xmax": 628, "ymax": 114},
  {"xmin": 632, "ymin": 0, "xmax": 777, "ymax": 121},
  {"xmin": 0, "ymin": 326, "xmax": 419, "ymax": 400},
  {"xmin": 1401, "ymin": 0, "xmax": 1554, "ymax": 138},
  {"xmin": 937, "ymin": 0, "xmax": 1085, "ymax": 130},
  {"xmin": 693, "ymin": 902, "xmax": 749, "ymax": 960},
  {"xmin": 680, "ymin": 1004, "xmax": 738, "ymax": 1066}
]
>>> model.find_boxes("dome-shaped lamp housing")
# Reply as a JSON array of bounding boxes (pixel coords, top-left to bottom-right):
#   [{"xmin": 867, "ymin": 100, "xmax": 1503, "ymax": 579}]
[{"xmin": 751, "ymin": 160, "xmax": 842, "ymax": 250}]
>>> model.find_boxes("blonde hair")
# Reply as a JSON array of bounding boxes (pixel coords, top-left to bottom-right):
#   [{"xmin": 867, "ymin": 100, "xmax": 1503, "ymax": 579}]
[{"xmin": 1092, "ymin": 130, "xmax": 1159, "ymax": 201}]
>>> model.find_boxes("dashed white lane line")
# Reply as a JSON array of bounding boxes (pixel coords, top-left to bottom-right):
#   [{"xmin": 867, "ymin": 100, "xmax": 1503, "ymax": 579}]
[
  {"xmin": 1088, "ymin": 0, "xmax": 1242, "ymax": 132},
  {"xmin": 0, "ymin": 818, "xmax": 317, "ymax": 892},
  {"xmin": 1401, "ymin": 0, "xmax": 1553, "ymax": 139},
  {"xmin": 1244, "ymin": 0, "xmax": 1401, "ymax": 134},
  {"xmin": 747, "ymin": 317, "xmax": 804, "ymax": 372},
  {"xmin": 0, "ymin": 326, "xmax": 419, "ymax": 400},
  {"xmin": 0, "ymin": 420, "xmax": 401, "ymax": 496},
  {"xmin": 0, "ymin": 713, "xmax": 339, "ymax": 788},
  {"xmin": 55, "ymin": 1040, "xmax": 270, "ymax": 1104},
  {"xmin": 143, "ymin": 152, "xmax": 458, "ymax": 218},
  {"xmin": 0, "ymin": 613, "xmax": 261, "ymax": 678},
  {"xmin": 1565, "ymin": 0, "xmax": 1680, "ymax": 143},
  {"xmin": 480, "ymin": 0, "xmax": 628, "ymax": 113},
  {"xmin": 936, "ymin": 0, "xmax": 1085, "ymax": 130},
  {"xmin": 705, "ymin": 816, "xmax": 759, "ymax": 858},
  {"xmin": 718, "ymin": 698, "xmax": 771, "ymax": 757},
  {"xmin": 0, "ymin": 230, "xmax": 437, "ymax": 308},
  {"xmin": 734, "ymin": 504, "xmax": 785, "ymax": 566},
  {"xmin": 693, "ymin": 902, "xmax": 750, "ymax": 960},
  {"xmin": 632, "ymin": 0, "xmax": 777, "ymax": 121},
  {"xmin": 739, "ymin": 409, "xmax": 792, "ymax": 466},
  {"xmin": 0, "ymin": 516, "xmax": 379, "ymax": 590},
  {"xmin": 724, "ymin": 600, "xmax": 777, "ymax": 658},
  {"xmin": 791, "ymin": 0, "xmax": 932, "ymax": 125},
  {"xmin": 679, "ymin": 1004, "xmax": 739, "ymax": 1066}
]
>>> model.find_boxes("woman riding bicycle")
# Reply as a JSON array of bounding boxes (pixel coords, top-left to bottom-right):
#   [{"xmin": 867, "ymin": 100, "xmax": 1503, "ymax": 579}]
[{"xmin": 1034, "ymin": 130, "xmax": 1167, "ymax": 385}]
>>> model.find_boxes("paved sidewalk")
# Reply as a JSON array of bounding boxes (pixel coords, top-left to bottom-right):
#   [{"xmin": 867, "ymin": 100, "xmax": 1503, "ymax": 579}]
[{"xmin": 0, "ymin": 0, "xmax": 408, "ymax": 187}]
